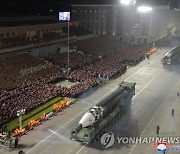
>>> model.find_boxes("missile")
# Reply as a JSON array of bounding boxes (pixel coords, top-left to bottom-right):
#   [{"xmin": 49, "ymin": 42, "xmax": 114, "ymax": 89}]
[
  {"xmin": 78, "ymin": 85, "xmax": 130, "ymax": 128},
  {"xmin": 79, "ymin": 106, "xmax": 103, "ymax": 127},
  {"xmin": 71, "ymin": 82, "xmax": 136, "ymax": 143}
]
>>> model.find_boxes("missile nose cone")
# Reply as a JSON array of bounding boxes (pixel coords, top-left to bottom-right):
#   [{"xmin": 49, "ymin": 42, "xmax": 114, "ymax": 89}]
[{"xmin": 79, "ymin": 112, "xmax": 95, "ymax": 127}]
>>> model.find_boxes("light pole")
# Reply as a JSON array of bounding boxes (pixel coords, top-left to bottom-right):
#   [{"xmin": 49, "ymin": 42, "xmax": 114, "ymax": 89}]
[
  {"xmin": 67, "ymin": 18, "xmax": 70, "ymax": 74},
  {"xmin": 17, "ymin": 109, "xmax": 26, "ymax": 133},
  {"xmin": 59, "ymin": 12, "xmax": 70, "ymax": 74}
]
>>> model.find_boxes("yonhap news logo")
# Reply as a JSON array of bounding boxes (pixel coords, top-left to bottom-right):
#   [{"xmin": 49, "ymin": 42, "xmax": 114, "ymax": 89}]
[
  {"xmin": 117, "ymin": 137, "xmax": 180, "ymax": 144},
  {"xmin": 100, "ymin": 132, "xmax": 115, "ymax": 148},
  {"xmin": 100, "ymin": 132, "xmax": 180, "ymax": 149},
  {"xmin": 153, "ymin": 143, "xmax": 171, "ymax": 152},
  {"xmin": 153, "ymin": 143, "xmax": 180, "ymax": 152}
]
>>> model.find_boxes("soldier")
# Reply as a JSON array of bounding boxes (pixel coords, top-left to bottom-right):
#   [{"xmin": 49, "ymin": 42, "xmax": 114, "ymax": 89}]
[
  {"xmin": 172, "ymin": 109, "xmax": 175, "ymax": 117},
  {"xmin": 14, "ymin": 137, "xmax": 19, "ymax": 148},
  {"xmin": 156, "ymin": 125, "xmax": 160, "ymax": 135},
  {"xmin": 177, "ymin": 92, "xmax": 179, "ymax": 97}
]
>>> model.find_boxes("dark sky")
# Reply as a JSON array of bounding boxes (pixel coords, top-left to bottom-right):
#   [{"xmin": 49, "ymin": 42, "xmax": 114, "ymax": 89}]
[{"xmin": 0, "ymin": 0, "xmax": 178, "ymax": 16}]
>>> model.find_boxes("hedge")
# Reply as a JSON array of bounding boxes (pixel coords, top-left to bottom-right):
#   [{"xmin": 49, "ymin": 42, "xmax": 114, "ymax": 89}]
[{"xmin": 7, "ymin": 97, "xmax": 62, "ymax": 131}]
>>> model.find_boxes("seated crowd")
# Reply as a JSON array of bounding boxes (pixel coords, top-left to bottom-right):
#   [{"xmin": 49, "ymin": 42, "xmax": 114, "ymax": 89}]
[
  {"xmin": 0, "ymin": 54, "xmax": 58, "ymax": 91},
  {"xmin": 0, "ymin": 37, "xmax": 150, "ymax": 127},
  {"xmin": 50, "ymin": 52, "xmax": 96, "ymax": 69}
]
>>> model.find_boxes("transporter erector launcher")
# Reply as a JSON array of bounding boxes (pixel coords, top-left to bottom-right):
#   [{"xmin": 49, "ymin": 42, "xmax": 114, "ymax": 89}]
[{"xmin": 70, "ymin": 81, "xmax": 136, "ymax": 144}]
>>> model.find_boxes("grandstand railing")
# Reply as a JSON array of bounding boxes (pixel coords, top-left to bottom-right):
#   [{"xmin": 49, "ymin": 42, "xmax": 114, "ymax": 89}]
[{"xmin": 0, "ymin": 36, "xmax": 77, "ymax": 54}]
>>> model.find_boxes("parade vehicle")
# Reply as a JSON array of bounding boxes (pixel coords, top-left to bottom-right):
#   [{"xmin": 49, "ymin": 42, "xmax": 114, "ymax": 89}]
[
  {"xmin": 161, "ymin": 45, "xmax": 180, "ymax": 64},
  {"xmin": 70, "ymin": 81, "xmax": 136, "ymax": 144}
]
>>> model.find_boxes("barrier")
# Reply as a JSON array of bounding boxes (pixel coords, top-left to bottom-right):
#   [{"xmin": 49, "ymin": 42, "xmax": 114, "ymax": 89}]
[
  {"xmin": 146, "ymin": 48, "xmax": 157, "ymax": 55},
  {"xmin": 10, "ymin": 97, "xmax": 72, "ymax": 136},
  {"xmin": 6, "ymin": 97, "xmax": 65, "ymax": 135}
]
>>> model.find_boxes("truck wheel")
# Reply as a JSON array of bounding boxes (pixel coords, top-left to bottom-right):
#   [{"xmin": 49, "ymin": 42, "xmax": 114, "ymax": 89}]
[
  {"xmin": 90, "ymin": 139, "xmax": 94, "ymax": 144},
  {"xmin": 95, "ymin": 135, "xmax": 100, "ymax": 141}
]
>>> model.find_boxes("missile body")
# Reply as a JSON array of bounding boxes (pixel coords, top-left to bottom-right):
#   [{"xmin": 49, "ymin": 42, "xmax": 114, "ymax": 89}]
[
  {"xmin": 78, "ymin": 82, "xmax": 135, "ymax": 128},
  {"xmin": 71, "ymin": 81, "xmax": 136, "ymax": 144}
]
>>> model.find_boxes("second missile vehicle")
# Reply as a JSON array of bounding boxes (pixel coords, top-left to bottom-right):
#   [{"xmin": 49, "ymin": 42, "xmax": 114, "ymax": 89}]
[
  {"xmin": 70, "ymin": 81, "xmax": 136, "ymax": 144},
  {"xmin": 161, "ymin": 45, "xmax": 180, "ymax": 64}
]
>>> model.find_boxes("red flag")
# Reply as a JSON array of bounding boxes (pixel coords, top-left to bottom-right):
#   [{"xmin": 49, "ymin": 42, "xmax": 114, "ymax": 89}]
[{"xmin": 69, "ymin": 22, "xmax": 79, "ymax": 27}]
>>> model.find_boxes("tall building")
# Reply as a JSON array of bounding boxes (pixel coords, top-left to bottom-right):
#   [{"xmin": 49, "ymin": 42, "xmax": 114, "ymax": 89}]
[{"xmin": 71, "ymin": 4, "xmax": 180, "ymax": 44}]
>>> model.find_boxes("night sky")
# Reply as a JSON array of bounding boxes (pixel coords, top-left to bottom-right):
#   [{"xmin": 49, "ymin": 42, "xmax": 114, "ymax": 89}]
[{"xmin": 0, "ymin": 0, "xmax": 178, "ymax": 16}]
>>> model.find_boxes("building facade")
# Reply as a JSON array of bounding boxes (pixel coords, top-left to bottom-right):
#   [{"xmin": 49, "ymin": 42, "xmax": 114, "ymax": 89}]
[
  {"xmin": 0, "ymin": 16, "xmax": 77, "ymax": 55},
  {"xmin": 72, "ymin": 4, "xmax": 180, "ymax": 44}
]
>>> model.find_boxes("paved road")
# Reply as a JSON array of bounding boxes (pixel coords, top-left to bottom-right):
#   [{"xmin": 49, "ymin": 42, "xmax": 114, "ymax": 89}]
[{"xmin": 1, "ymin": 45, "xmax": 180, "ymax": 154}]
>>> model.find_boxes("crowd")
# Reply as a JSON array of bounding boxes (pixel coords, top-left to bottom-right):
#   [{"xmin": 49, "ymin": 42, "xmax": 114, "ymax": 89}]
[
  {"xmin": 0, "ymin": 54, "xmax": 59, "ymax": 91},
  {"xmin": 0, "ymin": 37, "xmax": 150, "ymax": 127},
  {"xmin": 50, "ymin": 52, "xmax": 96, "ymax": 69},
  {"xmin": 74, "ymin": 37, "xmax": 148, "ymax": 58},
  {"xmin": 0, "ymin": 73, "xmax": 99, "ymax": 126}
]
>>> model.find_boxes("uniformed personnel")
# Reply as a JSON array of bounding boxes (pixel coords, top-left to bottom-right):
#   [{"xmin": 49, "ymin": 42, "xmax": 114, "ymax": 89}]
[
  {"xmin": 14, "ymin": 137, "xmax": 19, "ymax": 148},
  {"xmin": 156, "ymin": 125, "xmax": 160, "ymax": 135}
]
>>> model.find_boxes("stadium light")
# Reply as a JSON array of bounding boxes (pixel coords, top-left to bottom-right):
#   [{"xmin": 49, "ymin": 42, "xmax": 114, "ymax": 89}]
[
  {"xmin": 120, "ymin": 0, "xmax": 130, "ymax": 5},
  {"xmin": 17, "ymin": 109, "xmax": 26, "ymax": 133},
  {"xmin": 59, "ymin": 12, "xmax": 70, "ymax": 72},
  {"xmin": 120, "ymin": 0, "xmax": 136, "ymax": 5},
  {"xmin": 137, "ymin": 6, "xmax": 153, "ymax": 12}
]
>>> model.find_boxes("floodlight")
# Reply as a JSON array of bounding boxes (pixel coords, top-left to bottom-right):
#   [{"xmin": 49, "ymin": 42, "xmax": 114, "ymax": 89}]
[
  {"xmin": 137, "ymin": 6, "xmax": 153, "ymax": 12},
  {"xmin": 120, "ymin": 0, "xmax": 136, "ymax": 5},
  {"xmin": 120, "ymin": 0, "xmax": 131, "ymax": 5}
]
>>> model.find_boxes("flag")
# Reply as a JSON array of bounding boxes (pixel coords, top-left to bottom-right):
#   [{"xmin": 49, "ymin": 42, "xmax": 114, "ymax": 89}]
[{"xmin": 69, "ymin": 22, "xmax": 79, "ymax": 27}]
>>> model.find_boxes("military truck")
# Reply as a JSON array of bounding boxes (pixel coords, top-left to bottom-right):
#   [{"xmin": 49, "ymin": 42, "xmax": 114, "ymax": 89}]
[{"xmin": 70, "ymin": 81, "xmax": 136, "ymax": 144}]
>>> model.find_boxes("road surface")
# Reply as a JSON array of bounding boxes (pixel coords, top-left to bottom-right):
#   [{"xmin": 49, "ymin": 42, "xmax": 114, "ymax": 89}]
[{"xmin": 1, "ymin": 45, "xmax": 180, "ymax": 154}]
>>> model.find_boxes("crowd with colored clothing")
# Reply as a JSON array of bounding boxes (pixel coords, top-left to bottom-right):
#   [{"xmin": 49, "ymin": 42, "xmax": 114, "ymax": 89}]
[
  {"xmin": 0, "ymin": 37, "xmax": 149, "ymax": 127},
  {"xmin": 50, "ymin": 52, "xmax": 97, "ymax": 69}
]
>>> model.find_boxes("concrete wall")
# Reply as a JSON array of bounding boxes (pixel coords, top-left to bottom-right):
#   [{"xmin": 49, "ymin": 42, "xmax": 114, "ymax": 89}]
[
  {"xmin": 148, "ymin": 10, "xmax": 169, "ymax": 43},
  {"xmin": 30, "ymin": 43, "xmax": 64, "ymax": 58}
]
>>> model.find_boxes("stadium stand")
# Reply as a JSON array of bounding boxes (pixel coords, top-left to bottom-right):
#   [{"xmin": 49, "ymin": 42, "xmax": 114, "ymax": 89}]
[
  {"xmin": 0, "ymin": 36, "xmax": 149, "ymax": 127},
  {"xmin": 50, "ymin": 52, "xmax": 97, "ymax": 69}
]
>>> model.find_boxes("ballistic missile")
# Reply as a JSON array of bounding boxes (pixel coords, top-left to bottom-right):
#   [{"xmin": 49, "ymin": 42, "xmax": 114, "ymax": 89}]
[{"xmin": 78, "ymin": 82, "xmax": 135, "ymax": 128}]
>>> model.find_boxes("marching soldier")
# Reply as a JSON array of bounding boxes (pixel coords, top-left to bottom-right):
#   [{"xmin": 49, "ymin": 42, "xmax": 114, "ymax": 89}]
[
  {"xmin": 172, "ymin": 109, "xmax": 175, "ymax": 117},
  {"xmin": 14, "ymin": 137, "xmax": 19, "ymax": 148},
  {"xmin": 156, "ymin": 125, "xmax": 160, "ymax": 135},
  {"xmin": 177, "ymin": 92, "xmax": 179, "ymax": 97}
]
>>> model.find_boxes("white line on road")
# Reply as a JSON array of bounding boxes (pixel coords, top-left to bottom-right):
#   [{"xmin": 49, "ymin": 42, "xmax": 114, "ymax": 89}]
[
  {"xmin": 26, "ymin": 61, "xmax": 149, "ymax": 154},
  {"xmin": 74, "ymin": 64, "xmax": 153, "ymax": 154},
  {"xmin": 26, "ymin": 87, "xmax": 117, "ymax": 153},
  {"xmin": 132, "ymin": 70, "xmax": 163, "ymax": 100},
  {"xmin": 124, "ymin": 64, "xmax": 149, "ymax": 81},
  {"xmin": 75, "ymin": 145, "xmax": 86, "ymax": 154},
  {"xmin": 129, "ymin": 77, "xmax": 179, "ymax": 154}
]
